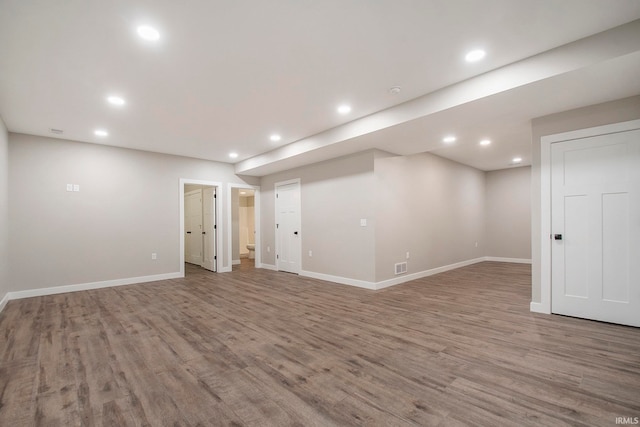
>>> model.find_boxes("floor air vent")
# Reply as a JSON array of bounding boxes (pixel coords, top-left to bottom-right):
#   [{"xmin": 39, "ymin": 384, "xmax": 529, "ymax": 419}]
[{"xmin": 394, "ymin": 262, "xmax": 407, "ymax": 275}]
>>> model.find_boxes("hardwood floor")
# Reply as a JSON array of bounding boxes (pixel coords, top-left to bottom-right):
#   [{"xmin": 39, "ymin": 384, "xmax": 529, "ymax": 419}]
[{"xmin": 1, "ymin": 262, "xmax": 639, "ymax": 426}]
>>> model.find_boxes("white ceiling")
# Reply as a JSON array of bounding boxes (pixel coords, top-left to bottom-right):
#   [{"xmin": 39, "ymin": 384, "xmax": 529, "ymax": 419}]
[{"xmin": 1, "ymin": 1, "xmax": 640, "ymax": 175}]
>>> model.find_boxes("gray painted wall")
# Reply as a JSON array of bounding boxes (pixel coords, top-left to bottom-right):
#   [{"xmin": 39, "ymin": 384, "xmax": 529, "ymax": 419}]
[
  {"xmin": 375, "ymin": 152, "xmax": 485, "ymax": 282},
  {"xmin": 485, "ymin": 166, "xmax": 531, "ymax": 260},
  {"xmin": 260, "ymin": 151, "xmax": 377, "ymax": 282},
  {"xmin": 531, "ymin": 95, "xmax": 640, "ymax": 302},
  {"xmin": 8, "ymin": 133, "xmax": 256, "ymax": 292},
  {"xmin": 0, "ymin": 118, "xmax": 8, "ymax": 302}
]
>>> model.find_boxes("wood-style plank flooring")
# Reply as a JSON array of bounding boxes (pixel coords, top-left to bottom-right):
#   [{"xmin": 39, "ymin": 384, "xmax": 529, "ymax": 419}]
[{"xmin": 1, "ymin": 261, "xmax": 639, "ymax": 426}]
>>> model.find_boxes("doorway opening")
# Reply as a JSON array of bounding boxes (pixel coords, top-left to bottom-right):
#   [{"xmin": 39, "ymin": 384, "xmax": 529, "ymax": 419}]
[
  {"xmin": 228, "ymin": 184, "xmax": 260, "ymax": 271},
  {"xmin": 180, "ymin": 179, "xmax": 222, "ymax": 277}
]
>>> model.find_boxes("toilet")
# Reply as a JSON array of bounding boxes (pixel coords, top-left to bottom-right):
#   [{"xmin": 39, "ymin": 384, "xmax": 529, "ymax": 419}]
[{"xmin": 246, "ymin": 243, "xmax": 255, "ymax": 259}]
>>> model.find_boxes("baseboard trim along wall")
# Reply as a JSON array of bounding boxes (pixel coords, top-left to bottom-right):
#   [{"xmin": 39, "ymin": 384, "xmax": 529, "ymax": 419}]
[
  {"xmin": 0, "ymin": 272, "xmax": 182, "ymax": 312},
  {"xmin": 485, "ymin": 256, "xmax": 532, "ymax": 264},
  {"xmin": 0, "ymin": 292, "xmax": 9, "ymax": 313},
  {"xmin": 0, "ymin": 257, "xmax": 535, "ymax": 314}
]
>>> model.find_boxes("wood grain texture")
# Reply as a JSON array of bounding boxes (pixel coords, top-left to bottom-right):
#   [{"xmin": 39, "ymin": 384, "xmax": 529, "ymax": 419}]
[{"xmin": 1, "ymin": 261, "xmax": 639, "ymax": 426}]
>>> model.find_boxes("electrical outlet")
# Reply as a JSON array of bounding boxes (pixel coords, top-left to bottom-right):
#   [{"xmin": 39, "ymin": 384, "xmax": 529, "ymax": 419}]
[
  {"xmin": 151, "ymin": 253, "xmax": 157, "ymax": 260},
  {"xmin": 406, "ymin": 251, "xmax": 410, "ymax": 259},
  {"xmin": 308, "ymin": 250, "xmax": 313, "ymax": 257},
  {"xmin": 360, "ymin": 218, "xmax": 367, "ymax": 227}
]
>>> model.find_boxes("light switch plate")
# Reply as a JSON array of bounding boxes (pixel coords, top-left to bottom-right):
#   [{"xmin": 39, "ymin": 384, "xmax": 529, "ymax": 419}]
[
  {"xmin": 73, "ymin": 184, "xmax": 80, "ymax": 192},
  {"xmin": 66, "ymin": 184, "xmax": 73, "ymax": 192},
  {"xmin": 360, "ymin": 219, "xmax": 367, "ymax": 227}
]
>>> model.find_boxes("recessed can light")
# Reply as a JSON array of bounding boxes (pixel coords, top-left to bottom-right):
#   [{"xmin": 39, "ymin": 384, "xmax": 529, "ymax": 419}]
[
  {"xmin": 443, "ymin": 136, "xmax": 456, "ymax": 143},
  {"xmin": 270, "ymin": 134, "xmax": 281, "ymax": 142},
  {"xmin": 229, "ymin": 152, "xmax": 238, "ymax": 159},
  {"xmin": 240, "ymin": 191, "xmax": 246, "ymax": 195},
  {"xmin": 389, "ymin": 86, "xmax": 402, "ymax": 94},
  {"xmin": 107, "ymin": 96, "xmax": 125, "ymax": 106},
  {"xmin": 512, "ymin": 157, "xmax": 523, "ymax": 163},
  {"xmin": 480, "ymin": 139, "xmax": 491, "ymax": 146},
  {"xmin": 94, "ymin": 129, "xmax": 108, "ymax": 137},
  {"xmin": 465, "ymin": 49, "xmax": 486, "ymax": 62},
  {"xmin": 337, "ymin": 105, "xmax": 352, "ymax": 114},
  {"xmin": 137, "ymin": 25, "xmax": 160, "ymax": 41}
]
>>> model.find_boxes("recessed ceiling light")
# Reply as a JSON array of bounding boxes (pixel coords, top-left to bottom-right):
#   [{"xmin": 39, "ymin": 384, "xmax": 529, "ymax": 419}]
[
  {"xmin": 229, "ymin": 152, "xmax": 238, "ymax": 159},
  {"xmin": 443, "ymin": 136, "xmax": 456, "ymax": 143},
  {"xmin": 137, "ymin": 25, "xmax": 160, "ymax": 41},
  {"xmin": 107, "ymin": 96, "xmax": 125, "ymax": 106},
  {"xmin": 240, "ymin": 191, "xmax": 246, "ymax": 195},
  {"xmin": 270, "ymin": 134, "xmax": 281, "ymax": 142},
  {"xmin": 480, "ymin": 139, "xmax": 491, "ymax": 146},
  {"xmin": 337, "ymin": 105, "xmax": 352, "ymax": 114},
  {"xmin": 389, "ymin": 86, "xmax": 402, "ymax": 95},
  {"xmin": 94, "ymin": 129, "xmax": 108, "ymax": 137},
  {"xmin": 465, "ymin": 49, "xmax": 486, "ymax": 63},
  {"xmin": 512, "ymin": 157, "xmax": 523, "ymax": 163}
]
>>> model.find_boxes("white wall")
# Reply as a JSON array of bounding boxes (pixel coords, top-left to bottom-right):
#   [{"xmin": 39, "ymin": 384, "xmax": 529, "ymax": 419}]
[
  {"xmin": 8, "ymin": 133, "xmax": 257, "ymax": 292},
  {"xmin": 374, "ymin": 152, "xmax": 485, "ymax": 282},
  {"xmin": 260, "ymin": 151, "xmax": 378, "ymax": 282},
  {"xmin": 485, "ymin": 166, "xmax": 531, "ymax": 260},
  {"xmin": 531, "ymin": 95, "xmax": 640, "ymax": 303},
  {"xmin": 0, "ymin": 117, "xmax": 9, "ymax": 305}
]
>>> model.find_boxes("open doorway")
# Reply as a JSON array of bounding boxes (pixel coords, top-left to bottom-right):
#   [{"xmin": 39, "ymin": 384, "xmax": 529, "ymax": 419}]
[
  {"xmin": 180, "ymin": 179, "xmax": 222, "ymax": 277},
  {"xmin": 228, "ymin": 185, "xmax": 260, "ymax": 271}
]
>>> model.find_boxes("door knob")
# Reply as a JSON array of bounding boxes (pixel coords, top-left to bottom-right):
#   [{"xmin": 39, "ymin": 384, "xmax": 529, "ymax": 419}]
[
  {"xmin": 294, "ymin": 231, "xmax": 298, "ymax": 235},
  {"xmin": 554, "ymin": 234, "xmax": 563, "ymax": 240}
]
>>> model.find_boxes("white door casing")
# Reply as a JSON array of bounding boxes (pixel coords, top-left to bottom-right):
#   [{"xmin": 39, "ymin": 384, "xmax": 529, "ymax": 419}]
[
  {"xmin": 202, "ymin": 187, "xmax": 216, "ymax": 272},
  {"xmin": 275, "ymin": 180, "xmax": 301, "ymax": 274},
  {"xmin": 551, "ymin": 129, "xmax": 640, "ymax": 327}
]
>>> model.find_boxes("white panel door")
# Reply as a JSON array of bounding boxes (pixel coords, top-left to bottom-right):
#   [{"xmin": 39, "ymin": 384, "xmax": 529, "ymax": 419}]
[
  {"xmin": 551, "ymin": 129, "xmax": 640, "ymax": 327},
  {"xmin": 276, "ymin": 182, "xmax": 300, "ymax": 274},
  {"xmin": 202, "ymin": 187, "xmax": 216, "ymax": 272},
  {"xmin": 185, "ymin": 190, "xmax": 203, "ymax": 265}
]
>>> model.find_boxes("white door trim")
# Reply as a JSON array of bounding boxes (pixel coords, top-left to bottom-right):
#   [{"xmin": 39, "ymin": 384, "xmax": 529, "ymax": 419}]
[
  {"xmin": 179, "ymin": 179, "xmax": 223, "ymax": 277},
  {"xmin": 226, "ymin": 183, "xmax": 261, "ymax": 271},
  {"xmin": 538, "ymin": 119, "xmax": 640, "ymax": 314},
  {"xmin": 274, "ymin": 178, "xmax": 301, "ymax": 274}
]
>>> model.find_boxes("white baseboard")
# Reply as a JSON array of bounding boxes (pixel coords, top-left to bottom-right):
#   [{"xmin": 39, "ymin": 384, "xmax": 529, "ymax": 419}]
[
  {"xmin": 5, "ymin": 272, "xmax": 182, "ymax": 302},
  {"xmin": 300, "ymin": 270, "xmax": 376, "ymax": 290},
  {"xmin": 376, "ymin": 257, "xmax": 486, "ymax": 290},
  {"xmin": 484, "ymin": 256, "xmax": 532, "ymax": 264},
  {"xmin": 0, "ymin": 292, "xmax": 9, "ymax": 313},
  {"xmin": 530, "ymin": 301, "xmax": 551, "ymax": 314},
  {"xmin": 232, "ymin": 259, "xmax": 241, "ymax": 265},
  {"xmin": 257, "ymin": 263, "xmax": 277, "ymax": 271}
]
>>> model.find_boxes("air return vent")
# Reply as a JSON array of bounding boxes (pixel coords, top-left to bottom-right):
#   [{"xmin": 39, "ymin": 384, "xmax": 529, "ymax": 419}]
[{"xmin": 394, "ymin": 262, "xmax": 407, "ymax": 275}]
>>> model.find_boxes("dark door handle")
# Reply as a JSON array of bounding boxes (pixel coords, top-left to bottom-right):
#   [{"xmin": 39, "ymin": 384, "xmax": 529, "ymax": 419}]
[
  {"xmin": 554, "ymin": 234, "xmax": 563, "ymax": 240},
  {"xmin": 294, "ymin": 231, "xmax": 298, "ymax": 235},
  {"xmin": 186, "ymin": 231, "xmax": 192, "ymax": 234},
  {"xmin": 202, "ymin": 231, "xmax": 206, "ymax": 235}
]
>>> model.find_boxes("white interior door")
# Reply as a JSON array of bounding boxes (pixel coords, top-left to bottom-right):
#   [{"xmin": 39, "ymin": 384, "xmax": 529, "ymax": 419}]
[
  {"xmin": 185, "ymin": 190, "xmax": 203, "ymax": 265},
  {"xmin": 551, "ymin": 129, "xmax": 640, "ymax": 327},
  {"xmin": 202, "ymin": 187, "xmax": 216, "ymax": 271},
  {"xmin": 276, "ymin": 182, "xmax": 300, "ymax": 274}
]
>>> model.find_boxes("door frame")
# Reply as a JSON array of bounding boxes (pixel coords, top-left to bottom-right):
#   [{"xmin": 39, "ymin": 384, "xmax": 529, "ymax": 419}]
[
  {"xmin": 180, "ymin": 179, "xmax": 222, "ymax": 276},
  {"xmin": 538, "ymin": 119, "xmax": 640, "ymax": 314},
  {"xmin": 275, "ymin": 178, "xmax": 301, "ymax": 274},
  {"xmin": 226, "ymin": 183, "xmax": 261, "ymax": 270}
]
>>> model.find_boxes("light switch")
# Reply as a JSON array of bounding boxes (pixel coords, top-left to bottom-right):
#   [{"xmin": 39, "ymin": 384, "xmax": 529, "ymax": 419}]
[
  {"xmin": 66, "ymin": 184, "xmax": 73, "ymax": 192},
  {"xmin": 360, "ymin": 219, "xmax": 367, "ymax": 227},
  {"xmin": 151, "ymin": 253, "xmax": 157, "ymax": 260},
  {"xmin": 73, "ymin": 184, "xmax": 80, "ymax": 192}
]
